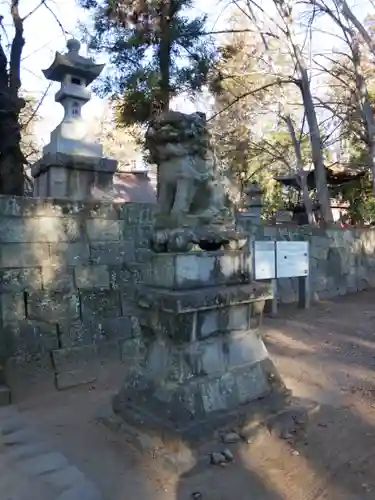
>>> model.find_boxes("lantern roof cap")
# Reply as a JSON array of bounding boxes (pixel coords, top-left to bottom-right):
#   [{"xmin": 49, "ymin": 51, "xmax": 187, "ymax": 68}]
[{"xmin": 42, "ymin": 38, "xmax": 104, "ymax": 84}]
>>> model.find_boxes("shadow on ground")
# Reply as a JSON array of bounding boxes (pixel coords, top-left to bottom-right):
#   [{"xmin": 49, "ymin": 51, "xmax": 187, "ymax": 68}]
[{"xmin": 7, "ymin": 290, "xmax": 375, "ymax": 499}]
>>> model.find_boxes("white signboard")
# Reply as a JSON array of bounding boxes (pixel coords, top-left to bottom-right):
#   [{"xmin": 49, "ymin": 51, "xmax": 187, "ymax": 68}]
[
  {"xmin": 254, "ymin": 241, "xmax": 276, "ymax": 280},
  {"xmin": 276, "ymin": 241, "xmax": 309, "ymax": 278}
]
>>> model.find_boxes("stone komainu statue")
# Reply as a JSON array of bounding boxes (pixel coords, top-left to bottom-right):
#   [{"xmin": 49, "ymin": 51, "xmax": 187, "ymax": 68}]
[
  {"xmin": 145, "ymin": 111, "xmax": 245, "ymax": 253},
  {"xmin": 146, "ymin": 111, "xmax": 227, "ymax": 223}
]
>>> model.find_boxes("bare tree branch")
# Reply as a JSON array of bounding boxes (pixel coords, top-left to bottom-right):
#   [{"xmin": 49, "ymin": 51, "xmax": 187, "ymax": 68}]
[
  {"xmin": 208, "ymin": 78, "xmax": 294, "ymax": 121},
  {"xmin": 9, "ymin": 0, "xmax": 24, "ymax": 104}
]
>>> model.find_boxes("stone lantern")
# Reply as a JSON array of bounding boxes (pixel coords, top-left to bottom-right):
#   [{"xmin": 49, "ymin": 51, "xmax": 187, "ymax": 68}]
[
  {"xmin": 242, "ymin": 181, "xmax": 263, "ymax": 224},
  {"xmin": 32, "ymin": 38, "xmax": 117, "ymax": 200}
]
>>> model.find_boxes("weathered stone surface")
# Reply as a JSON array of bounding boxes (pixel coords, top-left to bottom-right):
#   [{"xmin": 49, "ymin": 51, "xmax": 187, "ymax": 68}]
[
  {"xmin": 42, "ymin": 265, "xmax": 75, "ymax": 291},
  {"xmin": 52, "ymin": 345, "xmax": 99, "ymax": 390},
  {"xmin": 146, "ymin": 111, "xmax": 239, "ymax": 253},
  {"xmin": 27, "ymin": 291, "xmax": 79, "ymax": 323},
  {"xmin": 85, "ymin": 219, "xmax": 120, "ymax": 241},
  {"xmin": 0, "ymin": 292, "xmax": 26, "ymax": 323},
  {"xmin": 90, "ymin": 241, "xmax": 134, "ymax": 265},
  {"xmin": 147, "ymin": 251, "xmax": 251, "ymax": 290},
  {"xmin": 80, "ymin": 290, "xmax": 121, "ymax": 319},
  {"xmin": 58, "ymin": 321, "xmax": 94, "ymax": 347},
  {"xmin": 0, "ymin": 217, "xmax": 34, "ymax": 243},
  {"xmin": 109, "ymin": 264, "xmax": 143, "ymax": 290},
  {"xmin": 74, "ymin": 265, "xmax": 110, "ymax": 289},
  {"xmin": 35, "ymin": 216, "xmax": 82, "ymax": 243},
  {"xmin": 113, "ymin": 357, "xmax": 281, "ymax": 437},
  {"xmin": 59, "ymin": 316, "xmax": 134, "ymax": 348},
  {"xmin": 2, "ymin": 320, "xmax": 59, "ymax": 357},
  {"xmin": 1, "ymin": 243, "xmax": 49, "ymax": 267},
  {"xmin": 0, "ymin": 215, "xmax": 82, "ymax": 243},
  {"xmin": 49, "ymin": 242, "xmax": 90, "ymax": 266},
  {"xmin": 119, "ymin": 203, "xmax": 155, "ymax": 224},
  {"xmin": 119, "ymin": 337, "xmax": 146, "ymax": 362},
  {"xmin": 139, "ymin": 281, "xmax": 273, "ymax": 314},
  {"xmin": 0, "ymin": 268, "xmax": 42, "ymax": 292},
  {"xmin": 2, "ymin": 196, "xmax": 375, "ymax": 363},
  {"xmin": 225, "ymin": 331, "xmax": 268, "ymax": 369}
]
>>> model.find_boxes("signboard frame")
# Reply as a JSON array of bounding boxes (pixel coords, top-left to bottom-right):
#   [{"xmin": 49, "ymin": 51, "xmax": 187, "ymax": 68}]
[
  {"xmin": 253, "ymin": 241, "xmax": 276, "ymax": 280},
  {"xmin": 252, "ymin": 239, "xmax": 310, "ymax": 313},
  {"xmin": 276, "ymin": 241, "xmax": 309, "ymax": 279}
]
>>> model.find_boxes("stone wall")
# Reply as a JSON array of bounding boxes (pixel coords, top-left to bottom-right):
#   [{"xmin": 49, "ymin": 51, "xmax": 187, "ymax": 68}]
[
  {"xmin": 240, "ymin": 218, "xmax": 375, "ymax": 303},
  {"xmin": 0, "ymin": 196, "xmax": 154, "ymax": 389},
  {"xmin": 2, "ymin": 196, "xmax": 375, "ymax": 388}
]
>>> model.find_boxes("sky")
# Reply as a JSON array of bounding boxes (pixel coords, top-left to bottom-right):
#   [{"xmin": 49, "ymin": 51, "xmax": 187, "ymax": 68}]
[{"xmin": 6, "ymin": 0, "xmax": 373, "ymax": 148}]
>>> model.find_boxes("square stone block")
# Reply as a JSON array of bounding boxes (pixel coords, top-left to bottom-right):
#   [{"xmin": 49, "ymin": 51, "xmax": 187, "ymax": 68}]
[
  {"xmin": 197, "ymin": 309, "xmax": 220, "ymax": 339},
  {"xmin": 79, "ymin": 290, "xmax": 121, "ymax": 319},
  {"xmin": 147, "ymin": 250, "xmax": 251, "ymax": 290},
  {"xmin": 228, "ymin": 304, "xmax": 249, "ymax": 331},
  {"xmin": 27, "ymin": 291, "xmax": 79, "ymax": 323},
  {"xmin": 224, "ymin": 331, "xmax": 268, "ymax": 370},
  {"xmin": 150, "ymin": 311, "xmax": 195, "ymax": 343}
]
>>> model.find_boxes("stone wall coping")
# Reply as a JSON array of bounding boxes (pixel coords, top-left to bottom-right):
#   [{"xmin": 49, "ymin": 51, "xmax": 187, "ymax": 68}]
[
  {"xmin": 261, "ymin": 224, "xmax": 375, "ymax": 236},
  {"xmin": 0, "ymin": 196, "xmax": 156, "ymax": 219}
]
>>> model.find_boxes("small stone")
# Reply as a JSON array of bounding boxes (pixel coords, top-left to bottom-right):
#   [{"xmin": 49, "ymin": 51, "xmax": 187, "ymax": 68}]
[
  {"xmin": 210, "ymin": 452, "xmax": 226, "ymax": 465},
  {"xmin": 291, "ymin": 450, "xmax": 300, "ymax": 456},
  {"xmin": 222, "ymin": 448, "xmax": 234, "ymax": 462},
  {"xmin": 221, "ymin": 432, "xmax": 241, "ymax": 444}
]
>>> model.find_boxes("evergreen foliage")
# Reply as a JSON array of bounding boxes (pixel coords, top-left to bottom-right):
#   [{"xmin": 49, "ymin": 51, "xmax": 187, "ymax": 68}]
[{"xmin": 79, "ymin": 0, "xmax": 217, "ymax": 125}]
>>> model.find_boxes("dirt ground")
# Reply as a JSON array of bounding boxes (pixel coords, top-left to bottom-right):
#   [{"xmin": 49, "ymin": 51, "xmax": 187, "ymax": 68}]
[{"xmin": 8, "ymin": 290, "xmax": 375, "ymax": 500}]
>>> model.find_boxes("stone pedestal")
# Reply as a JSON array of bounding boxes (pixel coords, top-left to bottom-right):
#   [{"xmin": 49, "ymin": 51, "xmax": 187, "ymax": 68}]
[
  {"xmin": 32, "ymin": 153, "xmax": 117, "ymax": 200},
  {"xmin": 113, "ymin": 249, "xmax": 287, "ymax": 439}
]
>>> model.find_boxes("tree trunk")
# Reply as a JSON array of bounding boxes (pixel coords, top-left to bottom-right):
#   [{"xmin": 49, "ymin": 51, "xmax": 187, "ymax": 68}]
[
  {"xmin": 0, "ymin": 147, "xmax": 24, "ymax": 196},
  {"xmin": 272, "ymin": 0, "xmax": 333, "ymax": 223},
  {"xmin": 284, "ymin": 114, "xmax": 315, "ymax": 224},
  {"xmin": 335, "ymin": 0, "xmax": 375, "ymax": 57},
  {"xmin": 351, "ymin": 37, "xmax": 375, "ymax": 195},
  {"xmin": 157, "ymin": 0, "xmax": 173, "ymax": 113},
  {"xmin": 297, "ymin": 60, "xmax": 333, "ymax": 223},
  {"xmin": 0, "ymin": 0, "xmax": 26, "ymax": 196},
  {"xmin": 0, "ymin": 89, "xmax": 25, "ymax": 195}
]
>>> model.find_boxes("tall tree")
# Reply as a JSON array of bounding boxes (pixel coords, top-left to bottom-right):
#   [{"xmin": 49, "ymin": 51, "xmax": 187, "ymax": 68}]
[
  {"xmin": 0, "ymin": 0, "xmax": 27, "ymax": 195},
  {"xmin": 213, "ymin": 0, "xmax": 332, "ymax": 222},
  {"xmin": 308, "ymin": 0, "xmax": 375, "ymax": 193},
  {"xmin": 79, "ymin": 0, "xmax": 217, "ymax": 125},
  {"xmin": 0, "ymin": 0, "xmax": 63, "ymax": 195}
]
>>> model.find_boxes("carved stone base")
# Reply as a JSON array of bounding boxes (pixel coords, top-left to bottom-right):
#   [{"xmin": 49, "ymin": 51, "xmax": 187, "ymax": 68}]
[
  {"xmin": 150, "ymin": 224, "xmax": 248, "ymax": 253},
  {"xmin": 113, "ymin": 355, "xmax": 287, "ymax": 440},
  {"xmin": 31, "ymin": 152, "xmax": 117, "ymax": 200},
  {"xmin": 113, "ymin": 250, "xmax": 288, "ymax": 439}
]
